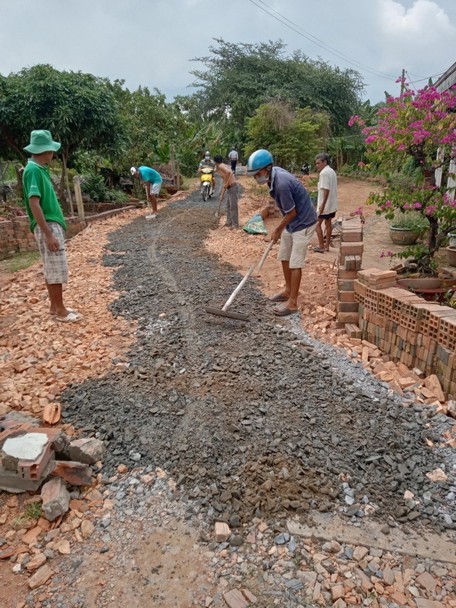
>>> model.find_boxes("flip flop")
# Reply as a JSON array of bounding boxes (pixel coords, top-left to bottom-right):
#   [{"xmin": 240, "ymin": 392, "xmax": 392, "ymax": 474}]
[
  {"xmin": 273, "ymin": 306, "xmax": 299, "ymax": 317},
  {"xmin": 269, "ymin": 293, "xmax": 288, "ymax": 303},
  {"xmin": 313, "ymin": 246, "xmax": 325, "ymax": 253},
  {"xmin": 50, "ymin": 307, "xmax": 74, "ymax": 316},
  {"xmin": 55, "ymin": 311, "xmax": 81, "ymax": 323}
]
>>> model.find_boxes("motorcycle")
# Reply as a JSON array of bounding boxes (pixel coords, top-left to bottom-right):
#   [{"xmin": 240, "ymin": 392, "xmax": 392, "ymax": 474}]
[{"xmin": 200, "ymin": 167, "xmax": 214, "ymax": 201}]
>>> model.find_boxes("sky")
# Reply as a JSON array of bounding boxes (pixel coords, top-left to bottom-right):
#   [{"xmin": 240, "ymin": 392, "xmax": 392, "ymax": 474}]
[{"xmin": 1, "ymin": 0, "xmax": 455, "ymax": 104}]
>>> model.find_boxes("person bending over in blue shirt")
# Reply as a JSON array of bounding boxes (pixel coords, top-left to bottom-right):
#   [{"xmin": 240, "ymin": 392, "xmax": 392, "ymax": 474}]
[
  {"xmin": 246, "ymin": 149, "xmax": 317, "ymax": 317},
  {"xmin": 131, "ymin": 166, "xmax": 163, "ymax": 217}
]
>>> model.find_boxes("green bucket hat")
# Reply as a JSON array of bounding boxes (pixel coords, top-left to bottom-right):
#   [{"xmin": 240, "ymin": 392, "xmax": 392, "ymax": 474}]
[{"xmin": 24, "ymin": 130, "xmax": 61, "ymax": 154}]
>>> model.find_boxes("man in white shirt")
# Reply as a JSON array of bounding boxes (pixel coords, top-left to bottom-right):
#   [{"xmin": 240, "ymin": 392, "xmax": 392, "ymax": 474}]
[
  {"xmin": 228, "ymin": 148, "xmax": 239, "ymax": 175},
  {"xmin": 314, "ymin": 153, "xmax": 338, "ymax": 252}
]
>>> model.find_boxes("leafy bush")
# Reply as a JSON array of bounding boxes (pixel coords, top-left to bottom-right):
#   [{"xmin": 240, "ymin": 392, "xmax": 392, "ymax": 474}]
[
  {"xmin": 106, "ymin": 189, "xmax": 128, "ymax": 204},
  {"xmin": 390, "ymin": 211, "xmax": 428, "ymax": 234},
  {"xmin": 80, "ymin": 174, "xmax": 107, "ymax": 202}
]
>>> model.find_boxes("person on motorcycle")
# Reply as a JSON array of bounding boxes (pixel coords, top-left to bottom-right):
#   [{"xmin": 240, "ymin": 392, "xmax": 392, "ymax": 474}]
[{"xmin": 198, "ymin": 151, "xmax": 215, "ymax": 195}]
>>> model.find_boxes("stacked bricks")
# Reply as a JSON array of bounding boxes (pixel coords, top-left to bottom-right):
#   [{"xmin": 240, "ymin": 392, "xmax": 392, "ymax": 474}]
[
  {"xmin": 0, "ymin": 221, "xmax": 17, "ymax": 257},
  {"xmin": 0, "ymin": 213, "xmax": 122, "ymax": 260},
  {"xmin": 336, "ymin": 217, "xmax": 363, "ymax": 326},
  {"xmin": 0, "ymin": 216, "xmax": 36, "ymax": 259},
  {"xmin": 355, "ymin": 267, "xmax": 456, "ymax": 398}
]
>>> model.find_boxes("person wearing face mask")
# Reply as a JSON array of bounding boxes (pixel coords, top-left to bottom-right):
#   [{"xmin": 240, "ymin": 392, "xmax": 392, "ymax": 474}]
[
  {"xmin": 198, "ymin": 151, "xmax": 216, "ymax": 195},
  {"xmin": 246, "ymin": 149, "xmax": 317, "ymax": 316}
]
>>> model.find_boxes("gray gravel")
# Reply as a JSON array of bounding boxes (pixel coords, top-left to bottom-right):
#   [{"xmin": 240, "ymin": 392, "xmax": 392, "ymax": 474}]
[{"xmin": 62, "ymin": 186, "xmax": 456, "ymax": 533}]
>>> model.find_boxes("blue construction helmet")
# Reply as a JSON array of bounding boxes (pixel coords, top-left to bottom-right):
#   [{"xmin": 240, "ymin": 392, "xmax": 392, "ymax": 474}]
[{"xmin": 246, "ymin": 149, "xmax": 273, "ymax": 176}]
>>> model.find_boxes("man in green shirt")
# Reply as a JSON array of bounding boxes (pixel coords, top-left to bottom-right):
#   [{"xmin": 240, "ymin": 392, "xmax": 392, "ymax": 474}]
[{"xmin": 22, "ymin": 130, "xmax": 80, "ymax": 322}]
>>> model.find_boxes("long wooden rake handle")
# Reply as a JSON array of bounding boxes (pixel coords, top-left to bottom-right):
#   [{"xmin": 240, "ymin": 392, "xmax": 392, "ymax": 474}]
[{"xmin": 221, "ymin": 241, "xmax": 274, "ymax": 312}]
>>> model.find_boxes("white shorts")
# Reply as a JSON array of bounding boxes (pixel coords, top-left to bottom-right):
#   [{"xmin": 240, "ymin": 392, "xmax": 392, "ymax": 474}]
[
  {"xmin": 150, "ymin": 182, "xmax": 162, "ymax": 195},
  {"xmin": 278, "ymin": 224, "xmax": 316, "ymax": 269}
]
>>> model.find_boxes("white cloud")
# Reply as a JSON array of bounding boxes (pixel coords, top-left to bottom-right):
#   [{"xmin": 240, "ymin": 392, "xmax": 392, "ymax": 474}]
[
  {"xmin": 0, "ymin": 0, "xmax": 455, "ymax": 103},
  {"xmin": 377, "ymin": 0, "xmax": 456, "ymax": 82}
]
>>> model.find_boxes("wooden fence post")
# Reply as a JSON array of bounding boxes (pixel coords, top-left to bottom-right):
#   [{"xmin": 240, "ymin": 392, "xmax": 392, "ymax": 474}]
[{"xmin": 73, "ymin": 176, "xmax": 85, "ymax": 220}]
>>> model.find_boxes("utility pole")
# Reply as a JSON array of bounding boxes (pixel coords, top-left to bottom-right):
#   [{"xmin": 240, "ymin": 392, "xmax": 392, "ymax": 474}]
[{"xmin": 400, "ymin": 68, "xmax": 406, "ymax": 96}]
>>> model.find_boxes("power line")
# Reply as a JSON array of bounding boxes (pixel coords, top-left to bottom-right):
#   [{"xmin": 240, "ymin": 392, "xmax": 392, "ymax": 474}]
[
  {"xmin": 408, "ymin": 71, "xmax": 445, "ymax": 84},
  {"xmin": 248, "ymin": 0, "xmax": 397, "ymax": 81},
  {"xmin": 407, "ymin": 66, "xmax": 448, "ymax": 79}
]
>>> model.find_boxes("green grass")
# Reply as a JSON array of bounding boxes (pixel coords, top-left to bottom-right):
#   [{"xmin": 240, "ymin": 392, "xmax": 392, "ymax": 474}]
[
  {"xmin": 0, "ymin": 251, "xmax": 40, "ymax": 273},
  {"xmin": 11, "ymin": 501, "xmax": 42, "ymax": 529},
  {"xmin": 25, "ymin": 501, "xmax": 42, "ymax": 520}
]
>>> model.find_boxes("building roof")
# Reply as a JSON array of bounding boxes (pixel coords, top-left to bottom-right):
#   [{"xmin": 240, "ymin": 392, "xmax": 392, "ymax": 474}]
[{"xmin": 435, "ymin": 62, "xmax": 456, "ymax": 92}]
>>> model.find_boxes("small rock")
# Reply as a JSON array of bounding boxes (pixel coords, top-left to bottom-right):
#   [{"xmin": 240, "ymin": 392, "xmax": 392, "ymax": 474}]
[
  {"xmin": 28, "ymin": 564, "xmax": 53, "ymax": 589},
  {"xmin": 26, "ymin": 553, "xmax": 46, "ymax": 571},
  {"xmin": 353, "ymin": 545, "xmax": 368, "ymax": 561},
  {"xmin": 55, "ymin": 540, "xmax": 71, "ymax": 555},
  {"xmin": 41, "ymin": 478, "xmax": 70, "ymax": 522},
  {"xmin": 68, "ymin": 438, "xmax": 105, "ymax": 464},
  {"xmin": 223, "ymin": 589, "xmax": 249, "ymax": 608},
  {"xmin": 81, "ymin": 520, "xmax": 95, "ymax": 539},
  {"xmin": 214, "ymin": 522, "xmax": 230, "ymax": 543}
]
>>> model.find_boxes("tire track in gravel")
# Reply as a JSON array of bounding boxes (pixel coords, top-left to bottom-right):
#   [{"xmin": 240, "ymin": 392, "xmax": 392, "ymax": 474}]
[{"xmin": 141, "ymin": 206, "xmax": 212, "ymax": 442}]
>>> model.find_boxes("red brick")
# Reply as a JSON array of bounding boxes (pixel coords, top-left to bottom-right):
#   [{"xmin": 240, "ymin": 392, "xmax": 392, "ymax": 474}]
[{"xmin": 339, "ymin": 291, "xmax": 356, "ymax": 303}]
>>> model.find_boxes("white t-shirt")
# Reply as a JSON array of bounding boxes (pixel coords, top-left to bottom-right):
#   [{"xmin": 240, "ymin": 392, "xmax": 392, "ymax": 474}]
[
  {"xmin": 317, "ymin": 165, "xmax": 338, "ymax": 214},
  {"xmin": 228, "ymin": 150, "xmax": 238, "ymax": 160}
]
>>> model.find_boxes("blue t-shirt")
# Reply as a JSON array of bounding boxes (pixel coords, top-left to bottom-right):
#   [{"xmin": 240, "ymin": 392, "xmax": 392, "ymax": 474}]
[
  {"xmin": 138, "ymin": 166, "xmax": 162, "ymax": 185},
  {"xmin": 269, "ymin": 167, "xmax": 317, "ymax": 232}
]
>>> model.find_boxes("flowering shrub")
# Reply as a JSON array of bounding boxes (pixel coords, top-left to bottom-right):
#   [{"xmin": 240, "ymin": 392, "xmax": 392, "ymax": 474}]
[{"xmin": 350, "ymin": 82, "xmax": 456, "ymax": 267}]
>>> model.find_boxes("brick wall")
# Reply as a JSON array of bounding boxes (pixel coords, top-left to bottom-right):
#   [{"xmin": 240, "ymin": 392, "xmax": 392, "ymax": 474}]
[
  {"xmin": 336, "ymin": 217, "xmax": 364, "ymax": 325},
  {"xmin": 336, "ymin": 221, "xmax": 456, "ymax": 399},
  {"xmin": 0, "ymin": 206, "xmax": 136, "ymax": 260},
  {"xmin": 355, "ymin": 279, "xmax": 456, "ymax": 398}
]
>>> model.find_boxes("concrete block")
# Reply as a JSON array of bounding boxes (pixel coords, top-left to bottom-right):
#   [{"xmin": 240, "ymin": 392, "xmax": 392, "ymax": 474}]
[{"xmin": 0, "ymin": 460, "xmax": 54, "ymax": 493}]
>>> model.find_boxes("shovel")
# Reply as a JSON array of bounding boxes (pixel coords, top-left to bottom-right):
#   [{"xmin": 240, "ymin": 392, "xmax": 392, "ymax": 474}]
[
  {"xmin": 215, "ymin": 191, "xmax": 224, "ymax": 219},
  {"xmin": 205, "ymin": 240, "xmax": 274, "ymax": 321}
]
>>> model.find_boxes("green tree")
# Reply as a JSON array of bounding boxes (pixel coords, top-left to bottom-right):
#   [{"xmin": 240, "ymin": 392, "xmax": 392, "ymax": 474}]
[
  {"xmin": 351, "ymin": 84, "xmax": 456, "ymax": 267},
  {"xmin": 0, "ymin": 64, "xmax": 126, "ymax": 208},
  {"xmin": 190, "ymin": 39, "xmax": 364, "ymax": 144},
  {"xmin": 245, "ymin": 100, "xmax": 329, "ymax": 171}
]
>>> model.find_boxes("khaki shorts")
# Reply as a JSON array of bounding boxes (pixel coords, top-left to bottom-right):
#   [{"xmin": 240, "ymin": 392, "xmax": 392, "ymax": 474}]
[
  {"xmin": 278, "ymin": 224, "xmax": 316, "ymax": 269},
  {"xmin": 34, "ymin": 222, "xmax": 68, "ymax": 284}
]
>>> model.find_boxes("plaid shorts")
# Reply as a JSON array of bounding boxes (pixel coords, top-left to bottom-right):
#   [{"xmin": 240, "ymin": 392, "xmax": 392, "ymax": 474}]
[{"xmin": 34, "ymin": 222, "xmax": 68, "ymax": 284}]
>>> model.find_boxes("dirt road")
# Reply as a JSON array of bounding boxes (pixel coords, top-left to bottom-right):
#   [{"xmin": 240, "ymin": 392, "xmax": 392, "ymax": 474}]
[{"xmin": 1, "ymin": 178, "xmax": 455, "ymax": 608}]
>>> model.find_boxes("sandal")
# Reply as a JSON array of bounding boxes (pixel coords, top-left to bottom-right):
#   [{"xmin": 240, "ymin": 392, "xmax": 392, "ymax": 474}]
[
  {"xmin": 55, "ymin": 311, "xmax": 81, "ymax": 323},
  {"xmin": 273, "ymin": 306, "xmax": 299, "ymax": 317},
  {"xmin": 313, "ymin": 246, "xmax": 325, "ymax": 253},
  {"xmin": 269, "ymin": 293, "xmax": 288, "ymax": 303},
  {"xmin": 50, "ymin": 307, "xmax": 74, "ymax": 316}
]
